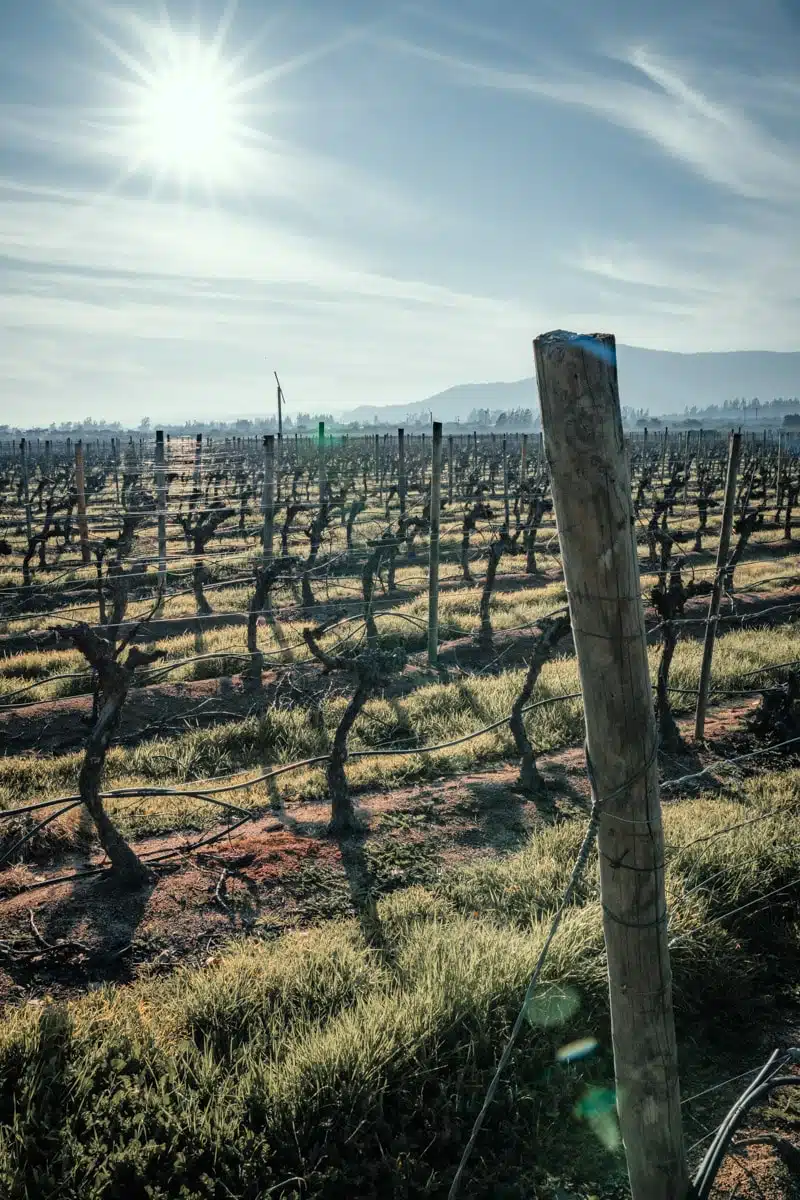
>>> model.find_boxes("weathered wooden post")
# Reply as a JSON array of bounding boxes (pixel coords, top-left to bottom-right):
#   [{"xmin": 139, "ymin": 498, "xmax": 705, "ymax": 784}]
[
  {"xmin": 19, "ymin": 439, "xmax": 33, "ymax": 544},
  {"xmin": 502, "ymin": 435, "xmax": 510, "ymax": 529},
  {"xmin": 398, "ymin": 427, "xmax": 407, "ymax": 520},
  {"xmin": 318, "ymin": 421, "xmax": 325, "ymax": 504},
  {"xmin": 262, "ymin": 434, "xmax": 275, "ymax": 565},
  {"xmin": 693, "ymin": 430, "xmax": 742, "ymax": 742},
  {"xmin": 521, "ymin": 432, "xmax": 527, "ymax": 483},
  {"xmin": 534, "ymin": 330, "xmax": 687, "ymax": 1200},
  {"xmin": 111, "ymin": 437, "xmax": 121, "ymax": 507},
  {"xmin": 661, "ymin": 426, "xmax": 669, "ymax": 483},
  {"xmin": 375, "ymin": 432, "xmax": 381, "ymax": 502},
  {"xmin": 155, "ymin": 430, "xmax": 167, "ymax": 597},
  {"xmin": 428, "ymin": 421, "xmax": 443, "ymax": 667},
  {"xmin": 74, "ymin": 440, "xmax": 91, "ymax": 565},
  {"xmin": 448, "ymin": 434, "xmax": 454, "ymax": 506},
  {"xmin": 193, "ymin": 433, "xmax": 202, "ymax": 491}
]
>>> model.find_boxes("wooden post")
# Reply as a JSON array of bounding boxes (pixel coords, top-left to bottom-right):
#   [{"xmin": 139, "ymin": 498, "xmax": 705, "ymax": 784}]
[
  {"xmin": 193, "ymin": 434, "xmax": 202, "ymax": 490},
  {"xmin": 316, "ymin": 421, "xmax": 326, "ymax": 504},
  {"xmin": 155, "ymin": 430, "xmax": 167, "ymax": 595},
  {"xmin": 74, "ymin": 440, "xmax": 91, "ymax": 566},
  {"xmin": 534, "ymin": 330, "xmax": 687, "ymax": 1200},
  {"xmin": 375, "ymin": 433, "xmax": 381, "ymax": 502},
  {"xmin": 19, "ymin": 439, "xmax": 33, "ymax": 544},
  {"xmin": 661, "ymin": 426, "xmax": 669, "ymax": 483},
  {"xmin": 502, "ymin": 436, "xmax": 510, "ymax": 529},
  {"xmin": 262, "ymin": 434, "xmax": 275, "ymax": 565},
  {"xmin": 448, "ymin": 434, "xmax": 454, "ymax": 506},
  {"xmin": 693, "ymin": 431, "xmax": 742, "ymax": 742},
  {"xmin": 111, "ymin": 437, "xmax": 121, "ymax": 507},
  {"xmin": 398, "ymin": 428, "xmax": 407, "ymax": 520},
  {"xmin": 521, "ymin": 433, "xmax": 528, "ymax": 483},
  {"xmin": 428, "ymin": 422, "xmax": 443, "ymax": 667}
]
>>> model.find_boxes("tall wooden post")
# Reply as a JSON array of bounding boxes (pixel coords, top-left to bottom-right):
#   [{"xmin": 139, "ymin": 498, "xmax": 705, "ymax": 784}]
[
  {"xmin": 428, "ymin": 421, "xmax": 443, "ymax": 667},
  {"xmin": 74, "ymin": 440, "xmax": 91, "ymax": 566},
  {"xmin": 694, "ymin": 431, "xmax": 742, "ymax": 741},
  {"xmin": 155, "ymin": 430, "xmax": 167, "ymax": 595},
  {"xmin": 375, "ymin": 433, "xmax": 381, "ymax": 502},
  {"xmin": 534, "ymin": 330, "xmax": 687, "ymax": 1200},
  {"xmin": 262, "ymin": 434, "xmax": 275, "ymax": 565},
  {"xmin": 448, "ymin": 434, "xmax": 454, "ymax": 506},
  {"xmin": 111, "ymin": 437, "xmax": 121, "ymax": 507},
  {"xmin": 521, "ymin": 433, "xmax": 528, "ymax": 483},
  {"xmin": 318, "ymin": 421, "xmax": 325, "ymax": 504},
  {"xmin": 661, "ymin": 426, "xmax": 669, "ymax": 483},
  {"xmin": 398, "ymin": 428, "xmax": 407, "ymax": 520},
  {"xmin": 502, "ymin": 436, "xmax": 510, "ymax": 529},
  {"xmin": 193, "ymin": 434, "xmax": 202, "ymax": 491},
  {"xmin": 19, "ymin": 439, "xmax": 33, "ymax": 544}
]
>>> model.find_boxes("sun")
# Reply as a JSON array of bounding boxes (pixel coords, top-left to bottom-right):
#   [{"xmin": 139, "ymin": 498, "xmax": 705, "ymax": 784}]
[
  {"xmin": 72, "ymin": 3, "xmax": 338, "ymax": 199},
  {"xmin": 132, "ymin": 36, "xmax": 241, "ymax": 186}
]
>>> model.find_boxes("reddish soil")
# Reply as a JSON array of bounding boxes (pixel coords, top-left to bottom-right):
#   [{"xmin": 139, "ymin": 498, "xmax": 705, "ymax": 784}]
[
  {"xmin": 0, "ymin": 696, "xmax": 771, "ymax": 1010},
  {"xmin": 2, "ymin": 575, "xmax": 797, "ymax": 754}
]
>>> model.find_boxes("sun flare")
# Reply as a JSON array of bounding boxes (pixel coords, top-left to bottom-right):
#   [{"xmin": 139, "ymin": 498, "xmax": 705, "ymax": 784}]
[{"xmin": 133, "ymin": 37, "xmax": 240, "ymax": 184}]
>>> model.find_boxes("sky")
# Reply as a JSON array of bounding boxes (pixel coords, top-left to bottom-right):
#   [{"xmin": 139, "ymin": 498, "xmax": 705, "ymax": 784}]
[{"xmin": 1, "ymin": 0, "xmax": 798, "ymax": 426}]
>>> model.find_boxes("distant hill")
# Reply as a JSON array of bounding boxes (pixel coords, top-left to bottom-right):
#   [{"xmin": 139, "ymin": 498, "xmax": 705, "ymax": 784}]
[{"xmin": 340, "ymin": 347, "xmax": 800, "ymax": 425}]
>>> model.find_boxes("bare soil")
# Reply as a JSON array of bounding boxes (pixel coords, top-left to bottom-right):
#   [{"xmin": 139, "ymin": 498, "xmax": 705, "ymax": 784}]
[{"xmin": 0, "ymin": 697, "xmax": 770, "ymax": 1009}]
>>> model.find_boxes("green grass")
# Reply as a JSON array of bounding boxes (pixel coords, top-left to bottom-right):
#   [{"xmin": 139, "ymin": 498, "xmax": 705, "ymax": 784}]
[
  {"xmin": 2, "ymin": 619, "xmax": 799, "ymax": 844},
  {"xmin": 1, "ymin": 769, "xmax": 798, "ymax": 1199}
]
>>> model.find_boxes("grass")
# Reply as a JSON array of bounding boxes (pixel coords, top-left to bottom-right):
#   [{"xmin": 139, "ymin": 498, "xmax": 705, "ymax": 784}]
[
  {"xmin": 2, "ymin": 523, "xmax": 795, "ymax": 701},
  {"xmin": 2, "ymin": 468, "xmax": 799, "ymax": 1195},
  {"xmin": 1, "ymin": 768, "xmax": 798, "ymax": 1199},
  {"xmin": 2, "ymin": 619, "xmax": 799, "ymax": 844}
]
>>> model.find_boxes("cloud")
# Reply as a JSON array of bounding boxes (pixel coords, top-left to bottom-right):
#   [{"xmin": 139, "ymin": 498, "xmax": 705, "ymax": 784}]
[
  {"xmin": 382, "ymin": 36, "xmax": 800, "ymax": 203},
  {"xmin": 570, "ymin": 205, "xmax": 800, "ymax": 352},
  {"xmin": 0, "ymin": 175, "xmax": 544, "ymax": 422}
]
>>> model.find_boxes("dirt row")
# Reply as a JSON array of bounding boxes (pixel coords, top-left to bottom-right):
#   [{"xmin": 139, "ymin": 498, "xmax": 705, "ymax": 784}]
[
  {"xmin": 0, "ymin": 698, "xmax": 771, "ymax": 1009},
  {"xmin": 1, "ymin": 582, "xmax": 798, "ymax": 753}
]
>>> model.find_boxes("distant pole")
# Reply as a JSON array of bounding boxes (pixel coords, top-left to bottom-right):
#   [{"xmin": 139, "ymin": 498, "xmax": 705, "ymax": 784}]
[
  {"xmin": 155, "ymin": 430, "xmax": 168, "ymax": 600},
  {"xmin": 318, "ymin": 421, "xmax": 325, "ymax": 504},
  {"xmin": 448, "ymin": 434, "xmax": 454, "ymax": 506},
  {"xmin": 502, "ymin": 435, "xmax": 510, "ymax": 529},
  {"xmin": 262, "ymin": 434, "xmax": 275, "ymax": 565},
  {"xmin": 535, "ymin": 329, "xmax": 687, "ymax": 1200},
  {"xmin": 375, "ymin": 433, "xmax": 381, "ymax": 502},
  {"xmin": 521, "ymin": 433, "xmax": 528, "ymax": 483},
  {"xmin": 74, "ymin": 440, "xmax": 91, "ymax": 565},
  {"xmin": 694, "ymin": 431, "xmax": 742, "ymax": 742},
  {"xmin": 776, "ymin": 432, "xmax": 784, "ymax": 510},
  {"xmin": 111, "ymin": 437, "xmax": 121, "ymax": 507},
  {"xmin": 193, "ymin": 434, "xmax": 202, "ymax": 491},
  {"xmin": 428, "ymin": 421, "xmax": 443, "ymax": 667},
  {"xmin": 661, "ymin": 426, "xmax": 669, "ymax": 482},
  {"xmin": 19, "ymin": 439, "xmax": 33, "ymax": 544},
  {"xmin": 398, "ymin": 428, "xmax": 407, "ymax": 520},
  {"xmin": 274, "ymin": 371, "xmax": 283, "ymax": 441}
]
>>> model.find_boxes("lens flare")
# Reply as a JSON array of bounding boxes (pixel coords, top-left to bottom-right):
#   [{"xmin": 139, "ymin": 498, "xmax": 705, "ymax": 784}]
[{"xmin": 556, "ymin": 1036, "xmax": 599, "ymax": 1064}]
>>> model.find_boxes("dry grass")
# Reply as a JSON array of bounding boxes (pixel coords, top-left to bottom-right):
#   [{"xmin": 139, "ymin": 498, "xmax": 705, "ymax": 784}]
[{"xmin": 0, "ymin": 767, "xmax": 797, "ymax": 1198}]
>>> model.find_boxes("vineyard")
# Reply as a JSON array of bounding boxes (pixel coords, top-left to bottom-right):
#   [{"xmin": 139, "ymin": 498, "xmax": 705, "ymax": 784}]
[{"xmin": 1, "ymin": 361, "xmax": 800, "ymax": 1198}]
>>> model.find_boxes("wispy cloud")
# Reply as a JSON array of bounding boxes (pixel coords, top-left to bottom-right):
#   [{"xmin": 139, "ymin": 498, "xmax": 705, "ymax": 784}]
[
  {"xmin": 0, "ymin": 176, "xmax": 543, "ymax": 421},
  {"xmin": 383, "ymin": 36, "xmax": 800, "ymax": 203}
]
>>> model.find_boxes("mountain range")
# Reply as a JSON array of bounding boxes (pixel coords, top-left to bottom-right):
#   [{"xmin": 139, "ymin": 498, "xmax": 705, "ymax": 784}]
[{"xmin": 338, "ymin": 347, "xmax": 800, "ymax": 425}]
